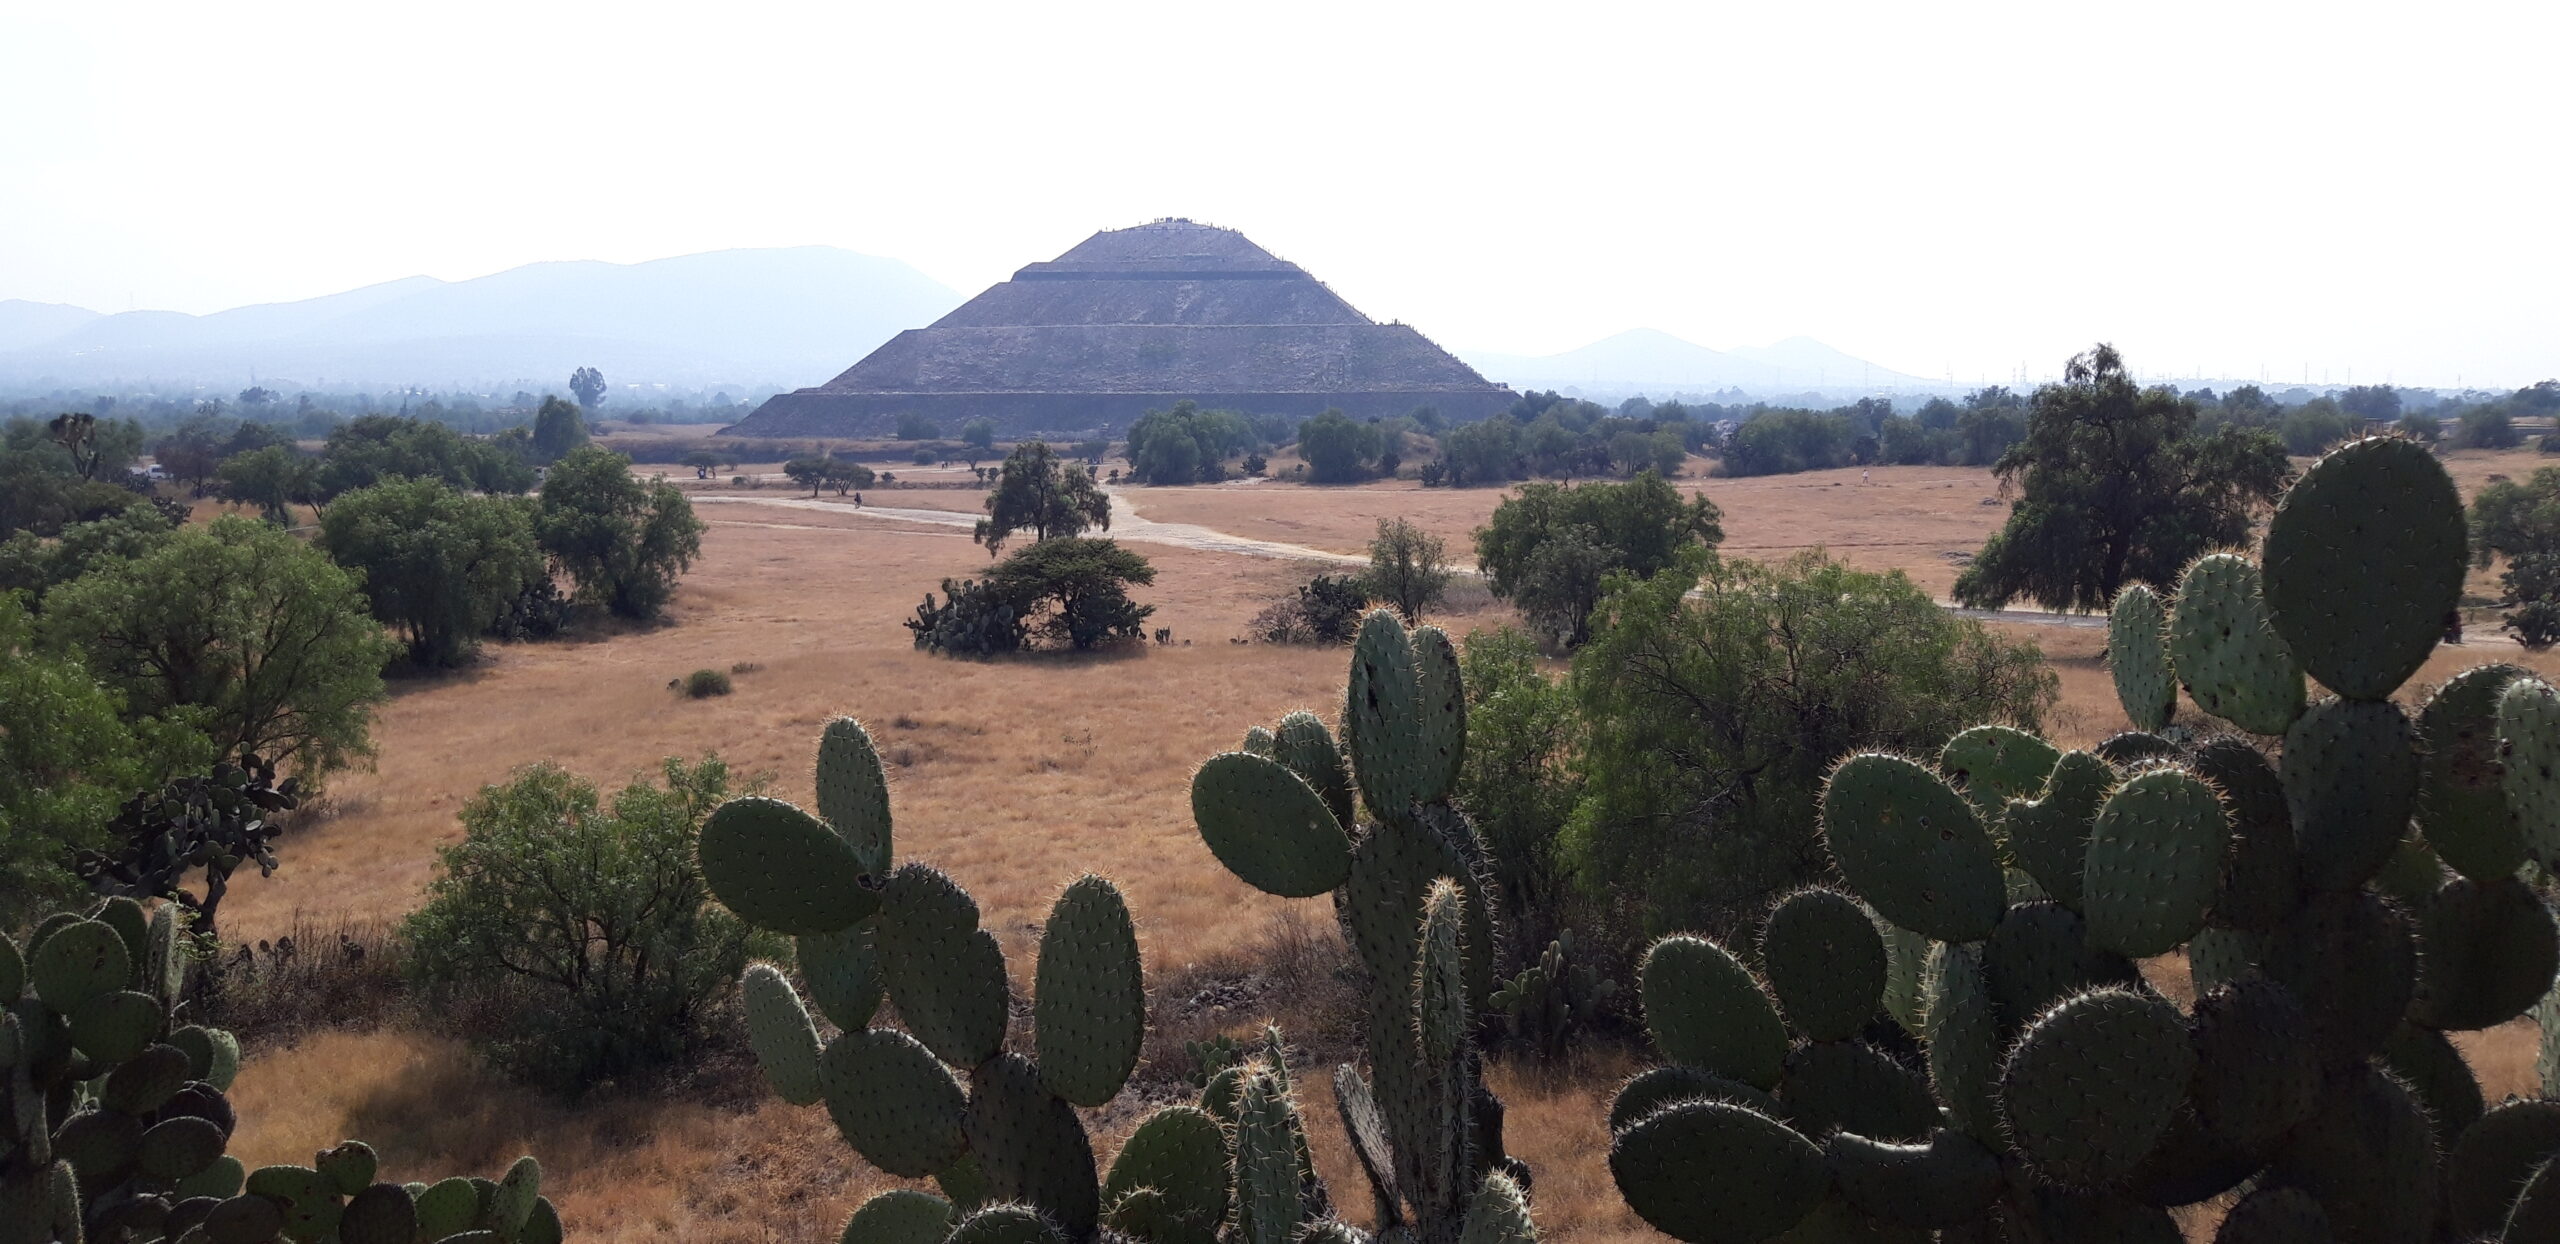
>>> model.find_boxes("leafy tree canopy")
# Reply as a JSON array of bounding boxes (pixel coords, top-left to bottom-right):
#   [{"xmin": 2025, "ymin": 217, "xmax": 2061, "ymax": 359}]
[
  {"xmin": 40, "ymin": 514, "xmax": 392, "ymax": 777},
  {"xmin": 319, "ymin": 414, "xmax": 535, "ymax": 498},
  {"xmin": 1474, "ymin": 470, "xmax": 1724, "ymax": 646},
  {"xmin": 975, "ymin": 440, "xmax": 1111, "ymax": 554},
  {"xmin": 1566, "ymin": 549, "xmax": 2057, "ymax": 938},
  {"xmin": 1952, "ymin": 343, "xmax": 2292, "ymax": 612},
  {"xmin": 532, "ymin": 395, "xmax": 590, "ymax": 464},
  {"xmin": 1296, "ymin": 409, "xmax": 1383, "ymax": 484},
  {"xmin": 320, "ymin": 477, "xmax": 547, "ymax": 668},
  {"xmin": 535, "ymin": 447, "xmax": 705, "ymax": 621}
]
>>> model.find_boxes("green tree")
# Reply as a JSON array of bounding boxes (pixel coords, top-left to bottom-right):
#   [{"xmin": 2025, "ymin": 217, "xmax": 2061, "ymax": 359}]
[
  {"xmin": 2279, "ymin": 397, "xmax": 2355, "ymax": 455},
  {"xmin": 320, "ymin": 477, "xmax": 547, "ymax": 668},
  {"xmin": 960, "ymin": 418, "xmax": 998, "ymax": 462},
  {"xmin": 974, "ymin": 440, "xmax": 1111, "ymax": 555},
  {"xmin": 895, "ymin": 412, "xmax": 941, "ymax": 440},
  {"xmin": 2339, "ymin": 384, "xmax": 2402, "ymax": 422},
  {"xmin": 1566, "ymin": 549, "xmax": 2057, "ymax": 937},
  {"xmin": 0, "ymin": 595, "xmax": 209, "ymax": 926},
  {"xmin": 1127, "ymin": 402, "xmax": 1212, "ymax": 484},
  {"xmin": 1442, "ymin": 418, "xmax": 1520, "ymax": 487},
  {"xmin": 532, "ymin": 396, "xmax": 589, "ymax": 464},
  {"xmin": 403, "ymin": 756, "xmax": 778, "ymax": 1091},
  {"xmin": 2459, "ymin": 405, "xmax": 2522, "ymax": 450},
  {"xmin": 45, "ymin": 412, "xmax": 143, "ymax": 480},
  {"xmin": 535, "ymin": 447, "xmax": 705, "ymax": 621},
  {"xmin": 318, "ymin": 415, "xmax": 534, "ymax": 498},
  {"xmin": 1952, "ymin": 344, "xmax": 2292, "ymax": 612},
  {"xmin": 783, "ymin": 456, "xmax": 833, "ymax": 496},
  {"xmin": 1454, "ymin": 626, "xmax": 1581, "ymax": 948},
  {"xmin": 215, "ymin": 444, "xmax": 320, "ymax": 523},
  {"xmin": 988, "ymin": 536, "xmax": 1157, "ymax": 650},
  {"xmin": 1474, "ymin": 470, "xmax": 1724, "ymax": 646},
  {"xmin": 569, "ymin": 367, "xmax": 607, "ymax": 410},
  {"xmin": 1297, "ymin": 409, "xmax": 1381, "ymax": 483},
  {"xmin": 0, "ymin": 504, "xmax": 177, "ymax": 604},
  {"xmin": 42, "ymin": 515, "xmax": 393, "ymax": 776},
  {"xmin": 1365, "ymin": 517, "xmax": 1451, "ymax": 622}
]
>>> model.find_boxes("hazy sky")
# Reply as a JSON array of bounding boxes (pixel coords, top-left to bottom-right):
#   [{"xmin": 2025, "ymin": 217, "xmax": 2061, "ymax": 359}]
[{"xmin": 5, "ymin": 1, "xmax": 2554, "ymax": 388}]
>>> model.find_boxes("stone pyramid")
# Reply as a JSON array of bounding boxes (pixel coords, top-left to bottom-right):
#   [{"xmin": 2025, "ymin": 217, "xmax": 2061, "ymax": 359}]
[{"xmin": 723, "ymin": 219, "xmax": 1515, "ymax": 438}]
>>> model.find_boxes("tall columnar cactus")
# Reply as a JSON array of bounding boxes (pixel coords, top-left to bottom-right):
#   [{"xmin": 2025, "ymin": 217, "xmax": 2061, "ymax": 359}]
[
  {"xmin": 1, "ymin": 900, "xmax": 555, "ymax": 1244},
  {"xmin": 1193, "ymin": 610, "xmax": 1530, "ymax": 1243},
  {"xmin": 710, "ymin": 718, "xmax": 1286, "ymax": 1244},
  {"xmin": 1607, "ymin": 437, "xmax": 2560, "ymax": 1243}
]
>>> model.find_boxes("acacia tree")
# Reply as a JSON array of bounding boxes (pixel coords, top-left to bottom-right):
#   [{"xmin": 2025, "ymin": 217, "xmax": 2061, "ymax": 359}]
[
  {"xmin": 974, "ymin": 440, "xmax": 1111, "ymax": 555},
  {"xmin": 536, "ymin": 448, "xmax": 705, "ymax": 620},
  {"xmin": 1953, "ymin": 344, "xmax": 2291, "ymax": 612},
  {"xmin": 41, "ymin": 515, "xmax": 393, "ymax": 776}
]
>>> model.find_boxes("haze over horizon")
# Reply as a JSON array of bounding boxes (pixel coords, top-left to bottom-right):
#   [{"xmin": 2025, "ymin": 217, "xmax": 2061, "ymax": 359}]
[{"xmin": 7, "ymin": 2, "xmax": 2555, "ymax": 389}]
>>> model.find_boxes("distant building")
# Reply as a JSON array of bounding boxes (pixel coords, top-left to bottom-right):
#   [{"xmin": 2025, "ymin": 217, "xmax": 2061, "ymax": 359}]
[{"xmin": 722, "ymin": 219, "xmax": 1515, "ymax": 439}]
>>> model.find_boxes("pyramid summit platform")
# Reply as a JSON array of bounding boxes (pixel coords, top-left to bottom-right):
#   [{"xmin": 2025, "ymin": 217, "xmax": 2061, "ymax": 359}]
[{"xmin": 722, "ymin": 219, "xmax": 1517, "ymax": 438}]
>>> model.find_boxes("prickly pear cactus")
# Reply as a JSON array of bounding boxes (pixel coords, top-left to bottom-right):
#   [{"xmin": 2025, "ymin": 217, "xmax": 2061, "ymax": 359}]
[
  {"xmin": 1610, "ymin": 438, "xmax": 2560, "ymax": 1243},
  {"xmin": 1195, "ymin": 610, "xmax": 1530, "ymax": 1244},
  {"xmin": 1, "ymin": 901, "xmax": 556, "ymax": 1244},
  {"xmin": 711, "ymin": 717, "xmax": 1254, "ymax": 1244}
]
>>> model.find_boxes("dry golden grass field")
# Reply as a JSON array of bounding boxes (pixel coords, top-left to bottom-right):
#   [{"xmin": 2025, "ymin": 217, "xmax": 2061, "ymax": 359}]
[{"xmin": 215, "ymin": 444, "xmax": 2560, "ymax": 1243}]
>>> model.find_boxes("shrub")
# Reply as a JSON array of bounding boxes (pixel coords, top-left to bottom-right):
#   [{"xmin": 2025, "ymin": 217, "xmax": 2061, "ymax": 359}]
[
  {"xmin": 683, "ymin": 668, "xmax": 732, "ymax": 697},
  {"xmin": 487, "ymin": 573, "xmax": 571, "ymax": 640},
  {"xmin": 1251, "ymin": 573, "xmax": 1369, "ymax": 643},
  {"xmin": 319, "ymin": 477, "xmax": 546, "ymax": 668},
  {"xmin": 536, "ymin": 447, "xmax": 705, "ymax": 620},
  {"xmin": 907, "ymin": 576, "xmax": 1027, "ymax": 656},
  {"xmin": 2508, "ymin": 599, "xmax": 2560, "ymax": 648},
  {"xmin": 910, "ymin": 538, "xmax": 1157, "ymax": 655},
  {"xmin": 1366, "ymin": 516, "xmax": 1452, "ymax": 622},
  {"xmin": 1475, "ymin": 470, "xmax": 1724, "ymax": 647},
  {"xmin": 403, "ymin": 757, "xmax": 779, "ymax": 1092},
  {"xmin": 2461, "ymin": 405, "xmax": 2522, "ymax": 449}
]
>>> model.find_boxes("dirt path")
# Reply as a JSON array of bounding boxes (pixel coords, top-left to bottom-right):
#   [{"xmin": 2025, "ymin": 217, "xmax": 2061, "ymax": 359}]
[{"xmin": 695, "ymin": 491, "xmax": 2524, "ymax": 648}]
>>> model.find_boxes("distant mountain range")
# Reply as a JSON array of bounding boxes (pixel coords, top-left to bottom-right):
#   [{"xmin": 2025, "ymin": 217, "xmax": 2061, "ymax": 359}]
[
  {"xmin": 1459, "ymin": 328, "xmax": 1935, "ymax": 398},
  {"xmin": 0, "ymin": 248, "xmax": 963, "ymax": 392},
  {"xmin": 0, "ymin": 255, "xmax": 1926, "ymax": 401}
]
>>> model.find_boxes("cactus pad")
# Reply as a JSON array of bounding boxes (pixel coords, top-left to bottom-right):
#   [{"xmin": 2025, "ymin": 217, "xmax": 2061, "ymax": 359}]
[
  {"xmin": 2415, "ymin": 663, "xmax": 2530, "ymax": 879},
  {"xmin": 2380, "ymin": 1021, "xmax": 2481, "ymax": 1152},
  {"xmin": 817, "ymin": 1029, "xmax": 968, "ymax": 1177},
  {"xmin": 1412, "ymin": 625, "xmax": 1470, "ymax": 806},
  {"xmin": 2513, "ymin": 1161, "xmax": 2560, "ymax": 1244},
  {"xmin": 2002, "ymin": 750, "xmax": 2112, "ymax": 911},
  {"xmin": 966, "ymin": 1054, "xmax": 1100, "ymax": 1243},
  {"xmin": 2410, "ymin": 874, "xmax": 2559, "ymax": 1030},
  {"xmin": 1760, "ymin": 888, "xmax": 1887, "ymax": 1042},
  {"xmin": 1923, "ymin": 942, "xmax": 2002, "ymax": 1147},
  {"xmin": 31, "ymin": 919, "xmax": 131, "ymax": 1015},
  {"xmin": 340, "ymin": 1184, "xmax": 420, "ymax": 1244},
  {"xmin": 203, "ymin": 1193, "xmax": 288, "ymax": 1244},
  {"xmin": 1940, "ymin": 725, "xmax": 2060, "ymax": 823},
  {"xmin": 1270, "ymin": 710, "xmax": 1355, "ymax": 828},
  {"xmin": 1826, "ymin": 1129, "xmax": 2002, "ymax": 1229},
  {"xmin": 1232, "ymin": 1067, "xmax": 1306, "ymax": 1244},
  {"xmin": 68, "ymin": 988, "xmax": 163, "ymax": 1066},
  {"xmin": 1820, "ymin": 754, "xmax": 2005, "ymax": 943},
  {"xmin": 1100, "ymin": 1107, "xmax": 1230, "ymax": 1240},
  {"xmin": 1639, "ymin": 936, "xmax": 1787, "ymax": 1090},
  {"xmin": 245, "ymin": 1163, "xmax": 342, "ymax": 1240},
  {"xmin": 2093, "ymin": 730, "xmax": 2180, "ymax": 767},
  {"xmin": 1345, "ymin": 610, "xmax": 1429, "ymax": 817},
  {"xmin": 1034, "ymin": 875, "xmax": 1145, "ymax": 1107},
  {"xmin": 1190, "ymin": 752, "xmax": 1355, "ymax": 898},
  {"xmin": 1609, "ymin": 1099, "xmax": 1828, "ymax": 1244},
  {"xmin": 741, "ymin": 963, "xmax": 824, "ymax": 1106},
  {"xmin": 795, "ymin": 922, "xmax": 882, "ymax": 1032},
  {"xmin": 2189, "ymin": 976, "xmax": 2319, "ymax": 1151},
  {"xmin": 696, "ymin": 797, "xmax": 879, "ymax": 935},
  {"xmin": 2282, "ymin": 697, "xmax": 2419, "ymax": 891},
  {"xmin": 2503, "ymin": 676, "xmax": 2560, "ymax": 869},
  {"xmin": 2213, "ymin": 1187, "xmax": 2329, "ymax": 1244},
  {"xmin": 1876, "ymin": 919, "xmax": 1931, "ymax": 1035},
  {"xmin": 2445, "ymin": 1099, "xmax": 2560, "ymax": 1241},
  {"xmin": 2189, "ymin": 738, "xmax": 2299, "ymax": 931},
  {"xmin": 314, "ymin": 1142, "xmax": 375, "ymax": 1196},
  {"xmin": 1982, "ymin": 900, "xmax": 2139, "ymax": 1030},
  {"xmin": 815, "ymin": 717, "xmax": 894, "ymax": 873},
  {"xmin": 2165, "ymin": 553, "xmax": 2303, "ymax": 734},
  {"xmin": 2262, "ymin": 437, "xmax": 2466, "ymax": 701},
  {"xmin": 875, "ymin": 864, "xmax": 1011, "ymax": 1069},
  {"xmin": 100, "ymin": 1043, "xmax": 190, "ymax": 1115},
  {"xmin": 1242, "ymin": 725, "xmax": 1277, "ymax": 755},
  {"xmin": 2081, "ymin": 768, "xmax": 2228, "ymax": 957},
  {"xmin": 945, "ymin": 1205, "xmax": 1068, "ymax": 1244},
  {"xmin": 842, "ymin": 1191, "xmax": 955, "ymax": 1244},
  {"xmin": 2265, "ymin": 1064, "xmax": 2438, "ymax": 1244},
  {"xmin": 1606, "ymin": 1066, "xmax": 1779, "ymax": 1134},
  {"xmin": 1778, "ymin": 1040, "xmax": 1939, "ymax": 1143},
  {"xmin": 137, "ymin": 1116, "xmax": 224, "ymax": 1181},
  {"xmin": 2261, "ymin": 890, "xmax": 2415, "ymax": 1067},
  {"xmin": 1999, "ymin": 987, "xmax": 2195, "ymax": 1186},
  {"xmin": 2108, "ymin": 584, "xmax": 2178, "ymax": 731}
]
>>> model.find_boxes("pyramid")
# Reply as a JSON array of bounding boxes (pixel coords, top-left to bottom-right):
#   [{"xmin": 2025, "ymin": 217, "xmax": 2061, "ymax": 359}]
[{"xmin": 722, "ymin": 219, "xmax": 1516, "ymax": 438}]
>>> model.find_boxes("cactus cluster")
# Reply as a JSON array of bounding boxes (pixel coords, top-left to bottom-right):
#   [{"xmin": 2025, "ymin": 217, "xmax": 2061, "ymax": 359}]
[
  {"xmin": 1192, "ymin": 611, "xmax": 1530, "ymax": 1243},
  {"xmin": 3, "ymin": 897, "xmax": 555, "ymax": 1244},
  {"xmin": 1489, "ymin": 931, "xmax": 1615, "ymax": 1063},
  {"xmin": 712, "ymin": 718, "xmax": 1343, "ymax": 1244},
  {"xmin": 1608, "ymin": 437, "xmax": 2560, "ymax": 1242}
]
